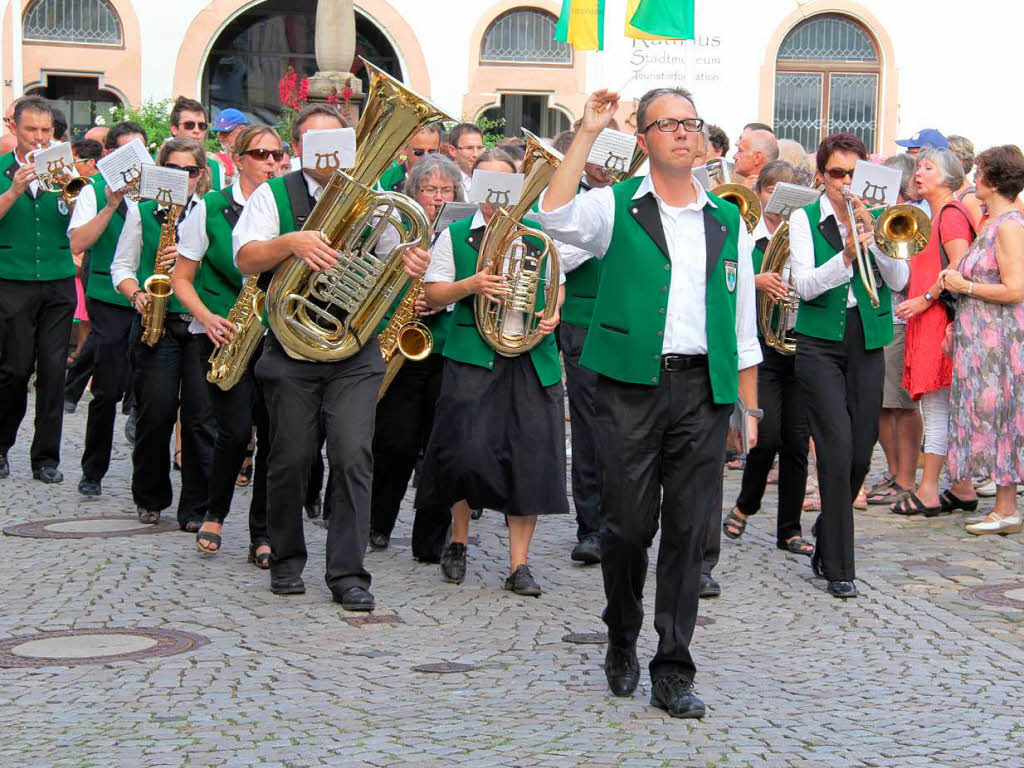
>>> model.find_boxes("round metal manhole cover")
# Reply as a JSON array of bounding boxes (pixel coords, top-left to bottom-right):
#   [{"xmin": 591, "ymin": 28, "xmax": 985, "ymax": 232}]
[
  {"xmin": 4, "ymin": 517, "xmax": 179, "ymax": 539},
  {"xmin": 961, "ymin": 582, "xmax": 1024, "ymax": 610},
  {"xmin": 0, "ymin": 628, "xmax": 209, "ymax": 668},
  {"xmin": 412, "ymin": 662, "xmax": 476, "ymax": 674},
  {"xmin": 562, "ymin": 632, "xmax": 606, "ymax": 644}
]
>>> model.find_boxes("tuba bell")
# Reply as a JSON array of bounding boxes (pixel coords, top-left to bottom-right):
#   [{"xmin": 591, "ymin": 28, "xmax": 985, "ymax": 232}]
[
  {"xmin": 874, "ymin": 204, "xmax": 931, "ymax": 261},
  {"xmin": 707, "ymin": 158, "xmax": 761, "ymax": 233},
  {"xmin": 757, "ymin": 222, "xmax": 800, "ymax": 355},
  {"xmin": 265, "ymin": 59, "xmax": 452, "ymax": 362},
  {"xmin": 474, "ymin": 130, "xmax": 561, "ymax": 356}
]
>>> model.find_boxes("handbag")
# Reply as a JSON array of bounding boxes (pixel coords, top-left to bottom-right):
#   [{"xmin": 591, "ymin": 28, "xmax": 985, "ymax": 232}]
[{"xmin": 936, "ymin": 202, "xmax": 977, "ymax": 321}]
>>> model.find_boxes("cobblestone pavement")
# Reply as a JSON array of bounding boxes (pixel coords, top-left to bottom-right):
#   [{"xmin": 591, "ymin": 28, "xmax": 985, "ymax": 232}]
[{"xmin": 2, "ymin": 394, "xmax": 1024, "ymax": 767}]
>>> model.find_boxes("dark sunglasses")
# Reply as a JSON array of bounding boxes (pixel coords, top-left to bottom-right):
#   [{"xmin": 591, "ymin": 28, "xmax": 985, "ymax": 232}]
[
  {"xmin": 165, "ymin": 163, "xmax": 204, "ymax": 178},
  {"xmin": 178, "ymin": 120, "xmax": 208, "ymax": 132},
  {"xmin": 411, "ymin": 148, "xmax": 439, "ymax": 157},
  {"xmin": 241, "ymin": 148, "xmax": 286, "ymax": 162},
  {"xmin": 825, "ymin": 167, "xmax": 855, "ymax": 180}
]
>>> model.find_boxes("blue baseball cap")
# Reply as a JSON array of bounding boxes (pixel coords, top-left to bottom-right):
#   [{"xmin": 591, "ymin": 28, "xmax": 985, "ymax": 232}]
[
  {"xmin": 211, "ymin": 108, "xmax": 249, "ymax": 133},
  {"xmin": 895, "ymin": 128, "xmax": 948, "ymax": 150}
]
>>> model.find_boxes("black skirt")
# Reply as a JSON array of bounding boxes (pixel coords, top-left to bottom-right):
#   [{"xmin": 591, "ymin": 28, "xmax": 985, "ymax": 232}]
[{"xmin": 415, "ymin": 355, "xmax": 569, "ymax": 517}]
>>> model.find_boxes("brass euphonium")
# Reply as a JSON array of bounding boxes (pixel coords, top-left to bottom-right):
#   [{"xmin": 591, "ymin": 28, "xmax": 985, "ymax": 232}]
[
  {"xmin": 265, "ymin": 60, "xmax": 451, "ymax": 362},
  {"xmin": 376, "ymin": 279, "xmax": 432, "ymax": 401},
  {"xmin": 874, "ymin": 204, "xmax": 931, "ymax": 261},
  {"xmin": 474, "ymin": 130, "xmax": 561, "ymax": 355},
  {"xmin": 707, "ymin": 158, "xmax": 761, "ymax": 233},
  {"xmin": 140, "ymin": 203, "xmax": 183, "ymax": 347},
  {"xmin": 757, "ymin": 222, "xmax": 800, "ymax": 355},
  {"xmin": 207, "ymin": 274, "xmax": 267, "ymax": 390}
]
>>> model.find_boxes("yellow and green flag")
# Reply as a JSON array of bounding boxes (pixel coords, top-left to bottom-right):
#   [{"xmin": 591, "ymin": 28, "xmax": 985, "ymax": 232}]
[
  {"xmin": 625, "ymin": 0, "xmax": 695, "ymax": 40},
  {"xmin": 555, "ymin": 0, "xmax": 606, "ymax": 51}
]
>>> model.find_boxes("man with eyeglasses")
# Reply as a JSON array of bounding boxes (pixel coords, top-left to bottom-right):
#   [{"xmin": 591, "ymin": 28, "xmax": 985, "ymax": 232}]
[
  {"xmin": 446, "ymin": 123, "xmax": 485, "ymax": 197},
  {"xmin": 538, "ymin": 87, "xmax": 761, "ymax": 719},
  {"xmin": 169, "ymin": 96, "xmax": 223, "ymax": 190},
  {"xmin": 378, "ymin": 124, "xmax": 442, "ymax": 193}
]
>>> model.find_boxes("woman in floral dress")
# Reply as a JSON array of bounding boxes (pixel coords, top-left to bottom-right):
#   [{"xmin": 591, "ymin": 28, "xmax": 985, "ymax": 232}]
[{"xmin": 940, "ymin": 145, "xmax": 1024, "ymax": 535}]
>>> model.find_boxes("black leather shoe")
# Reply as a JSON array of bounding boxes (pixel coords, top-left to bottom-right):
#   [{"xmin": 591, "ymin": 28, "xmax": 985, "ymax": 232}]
[
  {"xmin": 440, "ymin": 542, "xmax": 467, "ymax": 583},
  {"xmin": 604, "ymin": 643, "xmax": 640, "ymax": 697},
  {"xmin": 305, "ymin": 496, "xmax": 322, "ymax": 519},
  {"xmin": 124, "ymin": 412, "xmax": 137, "ymax": 445},
  {"xmin": 0, "ymin": 453, "xmax": 9, "ymax": 479},
  {"xmin": 32, "ymin": 466, "xmax": 64, "ymax": 484},
  {"xmin": 699, "ymin": 572, "xmax": 721, "ymax": 598},
  {"xmin": 270, "ymin": 575, "xmax": 305, "ymax": 595},
  {"xmin": 368, "ymin": 531, "xmax": 390, "ymax": 551},
  {"xmin": 570, "ymin": 534, "xmax": 602, "ymax": 564},
  {"xmin": 471, "ymin": 507, "xmax": 484, "ymax": 520},
  {"xmin": 504, "ymin": 564, "xmax": 542, "ymax": 596},
  {"xmin": 827, "ymin": 580, "xmax": 859, "ymax": 599},
  {"xmin": 810, "ymin": 547, "xmax": 824, "ymax": 577},
  {"xmin": 78, "ymin": 478, "xmax": 101, "ymax": 497},
  {"xmin": 63, "ymin": 399, "xmax": 77, "ymax": 414},
  {"xmin": 333, "ymin": 586, "xmax": 375, "ymax": 611},
  {"xmin": 651, "ymin": 675, "xmax": 706, "ymax": 719}
]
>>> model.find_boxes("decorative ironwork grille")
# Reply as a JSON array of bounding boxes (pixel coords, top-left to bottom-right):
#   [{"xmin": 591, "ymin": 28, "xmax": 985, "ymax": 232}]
[
  {"xmin": 24, "ymin": 0, "xmax": 122, "ymax": 45},
  {"xmin": 773, "ymin": 73, "xmax": 823, "ymax": 153},
  {"xmin": 778, "ymin": 14, "xmax": 877, "ymax": 62},
  {"xmin": 481, "ymin": 9, "xmax": 571, "ymax": 64},
  {"xmin": 829, "ymin": 73, "xmax": 878, "ymax": 151}
]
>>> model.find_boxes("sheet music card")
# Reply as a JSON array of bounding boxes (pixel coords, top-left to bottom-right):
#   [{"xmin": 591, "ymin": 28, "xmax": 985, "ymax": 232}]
[
  {"xmin": 468, "ymin": 170, "xmax": 525, "ymax": 207},
  {"xmin": 32, "ymin": 142, "xmax": 75, "ymax": 180},
  {"xmin": 850, "ymin": 160, "xmax": 901, "ymax": 208},
  {"xmin": 691, "ymin": 164, "xmax": 711, "ymax": 191},
  {"xmin": 301, "ymin": 128, "xmax": 356, "ymax": 172},
  {"xmin": 96, "ymin": 138, "xmax": 153, "ymax": 191},
  {"xmin": 765, "ymin": 183, "xmax": 821, "ymax": 219},
  {"xmin": 139, "ymin": 165, "xmax": 189, "ymax": 207},
  {"xmin": 586, "ymin": 129, "xmax": 638, "ymax": 176},
  {"xmin": 432, "ymin": 202, "xmax": 478, "ymax": 237}
]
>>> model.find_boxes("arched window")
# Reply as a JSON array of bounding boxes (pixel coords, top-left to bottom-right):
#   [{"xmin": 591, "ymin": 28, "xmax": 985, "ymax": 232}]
[
  {"xmin": 479, "ymin": 95, "xmax": 570, "ymax": 139},
  {"xmin": 773, "ymin": 14, "xmax": 880, "ymax": 152},
  {"xmin": 24, "ymin": 0, "xmax": 123, "ymax": 45},
  {"xmin": 481, "ymin": 8, "xmax": 571, "ymax": 65}
]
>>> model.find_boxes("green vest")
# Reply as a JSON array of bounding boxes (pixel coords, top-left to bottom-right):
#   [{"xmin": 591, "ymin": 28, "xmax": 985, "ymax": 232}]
[
  {"xmin": 194, "ymin": 189, "xmax": 244, "ymax": 318},
  {"xmin": 581, "ymin": 176, "xmax": 740, "ymax": 404},
  {"xmin": 378, "ymin": 161, "xmax": 406, "ymax": 193},
  {"xmin": 0, "ymin": 152, "xmax": 75, "ymax": 281},
  {"xmin": 85, "ymin": 176, "xmax": 131, "ymax": 307},
  {"xmin": 138, "ymin": 200, "xmax": 188, "ymax": 314},
  {"xmin": 562, "ymin": 259, "xmax": 601, "ymax": 328},
  {"xmin": 751, "ymin": 238, "xmax": 767, "ymax": 339},
  {"xmin": 793, "ymin": 199, "xmax": 893, "ymax": 350},
  {"xmin": 207, "ymin": 157, "xmax": 222, "ymax": 191},
  {"xmin": 442, "ymin": 216, "xmax": 562, "ymax": 387}
]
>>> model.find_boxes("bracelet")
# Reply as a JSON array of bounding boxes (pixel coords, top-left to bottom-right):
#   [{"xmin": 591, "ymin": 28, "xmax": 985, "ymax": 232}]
[{"xmin": 968, "ymin": 281, "xmax": 974, "ymax": 296}]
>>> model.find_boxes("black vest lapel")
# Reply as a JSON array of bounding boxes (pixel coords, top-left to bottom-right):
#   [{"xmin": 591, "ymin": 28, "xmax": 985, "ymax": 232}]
[
  {"xmin": 283, "ymin": 170, "xmax": 313, "ymax": 228},
  {"xmin": 755, "ymin": 236, "xmax": 770, "ymax": 254},
  {"xmin": 465, "ymin": 225, "xmax": 486, "ymax": 253},
  {"xmin": 703, "ymin": 206, "xmax": 727, "ymax": 281},
  {"xmin": 628, "ymin": 193, "xmax": 669, "ymax": 259},
  {"xmin": 819, "ymin": 214, "xmax": 844, "ymax": 253},
  {"xmin": 116, "ymin": 199, "xmax": 129, "ymax": 219},
  {"xmin": 3, "ymin": 155, "xmax": 16, "ymax": 182},
  {"xmin": 219, "ymin": 188, "xmax": 243, "ymax": 229}
]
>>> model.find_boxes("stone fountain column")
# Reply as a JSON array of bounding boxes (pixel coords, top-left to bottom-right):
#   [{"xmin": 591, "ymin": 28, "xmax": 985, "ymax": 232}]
[{"xmin": 307, "ymin": 0, "xmax": 364, "ymax": 120}]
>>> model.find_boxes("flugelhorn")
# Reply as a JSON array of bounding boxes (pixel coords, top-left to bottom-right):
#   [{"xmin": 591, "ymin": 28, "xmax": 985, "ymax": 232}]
[
  {"xmin": 26, "ymin": 146, "xmax": 88, "ymax": 210},
  {"xmin": 707, "ymin": 158, "xmax": 761, "ymax": 233}
]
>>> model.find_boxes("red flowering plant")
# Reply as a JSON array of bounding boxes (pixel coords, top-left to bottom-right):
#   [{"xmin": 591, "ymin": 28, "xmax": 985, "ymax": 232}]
[{"xmin": 277, "ymin": 67, "xmax": 311, "ymax": 139}]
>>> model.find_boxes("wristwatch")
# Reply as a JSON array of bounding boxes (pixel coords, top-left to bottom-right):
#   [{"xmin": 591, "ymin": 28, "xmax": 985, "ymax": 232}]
[
  {"xmin": 924, "ymin": 290, "xmax": 935, "ymax": 302},
  {"xmin": 743, "ymin": 407, "xmax": 764, "ymax": 421}
]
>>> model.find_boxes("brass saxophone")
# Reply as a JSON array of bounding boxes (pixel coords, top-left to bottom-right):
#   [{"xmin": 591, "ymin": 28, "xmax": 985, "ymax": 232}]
[
  {"xmin": 207, "ymin": 274, "xmax": 267, "ymax": 390},
  {"xmin": 140, "ymin": 203, "xmax": 182, "ymax": 347},
  {"xmin": 376, "ymin": 279, "xmax": 432, "ymax": 400}
]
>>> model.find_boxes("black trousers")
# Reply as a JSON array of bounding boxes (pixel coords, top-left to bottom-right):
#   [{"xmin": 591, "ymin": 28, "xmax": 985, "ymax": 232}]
[
  {"xmin": 0, "ymin": 277, "xmax": 76, "ymax": 469},
  {"xmin": 557, "ymin": 322, "xmax": 603, "ymax": 540},
  {"xmin": 370, "ymin": 354, "xmax": 448, "ymax": 561},
  {"xmin": 256, "ymin": 333, "xmax": 382, "ymax": 593},
  {"xmin": 80, "ymin": 300, "xmax": 135, "ymax": 482},
  {"xmin": 198, "ymin": 335, "xmax": 269, "ymax": 546},
  {"xmin": 735, "ymin": 341, "xmax": 810, "ymax": 544},
  {"xmin": 794, "ymin": 310, "xmax": 884, "ymax": 582},
  {"xmin": 597, "ymin": 361, "xmax": 731, "ymax": 682},
  {"xmin": 702, "ymin": 477, "xmax": 723, "ymax": 577},
  {"xmin": 64, "ymin": 330, "xmax": 96, "ymax": 405},
  {"xmin": 131, "ymin": 319, "xmax": 215, "ymax": 524}
]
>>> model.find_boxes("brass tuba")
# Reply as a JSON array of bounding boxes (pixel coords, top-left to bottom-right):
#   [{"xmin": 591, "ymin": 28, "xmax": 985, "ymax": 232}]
[
  {"xmin": 140, "ymin": 203, "xmax": 182, "ymax": 347},
  {"xmin": 474, "ymin": 130, "xmax": 561, "ymax": 356},
  {"xmin": 707, "ymin": 158, "xmax": 761, "ymax": 233},
  {"xmin": 874, "ymin": 204, "xmax": 931, "ymax": 261},
  {"xmin": 265, "ymin": 60, "xmax": 451, "ymax": 362},
  {"xmin": 757, "ymin": 223, "xmax": 800, "ymax": 355}
]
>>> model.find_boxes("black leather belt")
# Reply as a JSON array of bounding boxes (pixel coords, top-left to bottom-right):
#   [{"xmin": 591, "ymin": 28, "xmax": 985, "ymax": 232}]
[{"xmin": 661, "ymin": 353, "xmax": 708, "ymax": 372}]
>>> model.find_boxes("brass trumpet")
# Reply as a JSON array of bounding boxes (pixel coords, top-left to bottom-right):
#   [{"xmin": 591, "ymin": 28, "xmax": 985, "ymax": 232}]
[{"xmin": 707, "ymin": 158, "xmax": 761, "ymax": 233}]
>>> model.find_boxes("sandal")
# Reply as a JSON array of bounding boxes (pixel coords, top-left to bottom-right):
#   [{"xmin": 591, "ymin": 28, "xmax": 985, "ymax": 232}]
[
  {"xmin": 196, "ymin": 524, "xmax": 222, "ymax": 554},
  {"xmin": 248, "ymin": 541, "xmax": 271, "ymax": 569},
  {"xmin": 722, "ymin": 507, "xmax": 748, "ymax": 539},
  {"xmin": 868, "ymin": 483, "xmax": 910, "ymax": 505},
  {"xmin": 865, "ymin": 471, "xmax": 895, "ymax": 498},
  {"xmin": 235, "ymin": 457, "xmax": 253, "ymax": 487},
  {"xmin": 939, "ymin": 488, "xmax": 979, "ymax": 514},
  {"xmin": 173, "ymin": 449, "xmax": 182, "ymax": 472},
  {"xmin": 778, "ymin": 536, "xmax": 814, "ymax": 556},
  {"xmin": 891, "ymin": 492, "xmax": 941, "ymax": 517}
]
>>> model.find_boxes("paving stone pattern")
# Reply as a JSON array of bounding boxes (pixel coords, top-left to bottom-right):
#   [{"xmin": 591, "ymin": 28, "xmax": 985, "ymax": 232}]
[{"xmin": 1, "ymin": 394, "xmax": 1023, "ymax": 766}]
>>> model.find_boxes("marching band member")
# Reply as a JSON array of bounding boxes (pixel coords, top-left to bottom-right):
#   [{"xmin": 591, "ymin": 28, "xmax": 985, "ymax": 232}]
[
  {"xmin": 234, "ymin": 104, "xmax": 430, "ymax": 608},
  {"xmin": 538, "ymin": 88, "xmax": 761, "ymax": 719},
  {"xmin": 172, "ymin": 125, "xmax": 283, "ymax": 566},
  {"xmin": 0, "ymin": 96, "xmax": 75, "ymax": 484},
  {"xmin": 169, "ymin": 96, "xmax": 223, "ymax": 191},
  {"xmin": 417, "ymin": 150, "xmax": 567, "ymax": 597},
  {"xmin": 110, "ymin": 137, "xmax": 215, "ymax": 529},
  {"xmin": 788, "ymin": 133, "xmax": 909, "ymax": 599},
  {"xmin": 368, "ymin": 153, "xmax": 462, "ymax": 560},
  {"xmin": 378, "ymin": 124, "xmax": 442, "ymax": 193},
  {"xmin": 68, "ymin": 121, "xmax": 148, "ymax": 497}
]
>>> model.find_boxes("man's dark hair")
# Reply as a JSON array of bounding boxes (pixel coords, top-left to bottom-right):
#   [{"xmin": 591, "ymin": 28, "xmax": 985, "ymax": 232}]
[
  {"xmin": 706, "ymin": 124, "xmax": 729, "ymax": 156},
  {"xmin": 744, "ymin": 121, "xmax": 774, "ymax": 135},
  {"xmin": 636, "ymin": 87, "xmax": 696, "ymax": 132},
  {"xmin": 106, "ymin": 121, "xmax": 148, "ymax": 151},
  {"xmin": 449, "ymin": 123, "xmax": 483, "ymax": 149},
  {"xmin": 417, "ymin": 123, "xmax": 443, "ymax": 138},
  {"xmin": 976, "ymin": 145, "xmax": 1024, "ymax": 200},
  {"xmin": 815, "ymin": 132, "xmax": 868, "ymax": 174},
  {"xmin": 13, "ymin": 95, "xmax": 53, "ymax": 125},
  {"xmin": 552, "ymin": 130, "xmax": 575, "ymax": 156},
  {"xmin": 170, "ymin": 95, "xmax": 206, "ymax": 126},
  {"xmin": 473, "ymin": 149, "xmax": 517, "ymax": 173},
  {"xmin": 290, "ymin": 103, "xmax": 348, "ymax": 144},
  {"xmin": 72, "ymin": 139, "xmax": 103, "ymax": 163},
  {"xmin": 495, "ymin": 136, "xmax": 526, "ymax": 162},
  {"xmin": 754, "ymin": 160, "xmax": 799, "ymax": 194},
  {"xmin": 51, "ymin": 107, "xmax": 67, "ymax": 141}
]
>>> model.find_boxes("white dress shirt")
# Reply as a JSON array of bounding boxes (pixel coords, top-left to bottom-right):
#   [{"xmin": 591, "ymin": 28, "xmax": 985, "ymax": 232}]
[
  {"xmin": 232, "ymin": 172, "xmax": 325, "ymax": 267},
  {"xmin": 460, "ymin": 171, "xmax": 472, "ymax": 199},
  {"xmin": 67, "ymin": 184, "xmax": 97, "ymax": 235},
  {"xmin": 788, "ymin": 194, "xmax": 909, "ymax": 307},
  {"xmin": 536, "ymin": 175, "xmax": 761, "ymax": 370},
  {"xmin": 110, "ymin": 193, "xmax": 200, "ymax": 291}
]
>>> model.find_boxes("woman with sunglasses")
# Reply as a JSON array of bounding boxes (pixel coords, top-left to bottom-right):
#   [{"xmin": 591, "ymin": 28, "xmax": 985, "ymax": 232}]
[
  {"xmin": 787, "ymin": 133, "xmax": 909, "ymax": 599},
  {"xmin": 171, "ymin": 125, "xmax": 284, "ymax": 565},
  {"xmin": 110, "ymin": 137, "xmax": 215, "ymax": 530}
]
